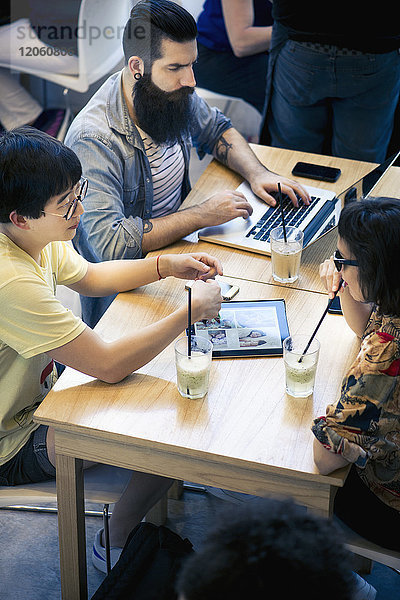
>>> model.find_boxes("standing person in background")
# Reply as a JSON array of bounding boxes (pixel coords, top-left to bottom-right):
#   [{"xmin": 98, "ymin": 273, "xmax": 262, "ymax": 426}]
[
  {"xmin": 195, "ymin": 0, "xmax": 273, "ymax": 113},
  {"xmin": 259, "ymin": 0, "xmax": 400, "ymax": 162}
]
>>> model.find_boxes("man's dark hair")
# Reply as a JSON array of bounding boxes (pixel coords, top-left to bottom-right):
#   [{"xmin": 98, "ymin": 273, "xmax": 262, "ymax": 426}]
[
  {"xmin": 0, "ymin": 127, "xmax": 81, "ymax": 222},
  {"xmin": 123, "ymin": 0, "xmax": 197, "ymax": 70},
  {"xmin": 176, "ymin": 498, "xmax": 354, "ymax": 600},
  {"xmin": 338, "ymin": 197, "xmax": 400, "ymax": 316}
]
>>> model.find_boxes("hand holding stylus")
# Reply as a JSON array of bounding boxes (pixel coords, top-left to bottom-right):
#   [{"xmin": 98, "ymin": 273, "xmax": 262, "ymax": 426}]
[{"xmin": 319, "ymin": 256, "xmax": 344, "ymax": 299}]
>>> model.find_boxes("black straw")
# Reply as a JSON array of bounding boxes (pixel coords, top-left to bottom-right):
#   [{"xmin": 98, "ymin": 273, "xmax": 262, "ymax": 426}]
[
  {"xmin": 186, "ymin": 285, "xmax": 192, "ymax": 395},
  {"xmin": 298, "ymin": 283, "xmax": 343, "ymax": 363},
  {"xmin": 187, "ymin": 286, "xmax": 192, "ymax": 358},
  {"xmin": 278, "ymin": 182, "xmax": 287, "ymax": 243}
]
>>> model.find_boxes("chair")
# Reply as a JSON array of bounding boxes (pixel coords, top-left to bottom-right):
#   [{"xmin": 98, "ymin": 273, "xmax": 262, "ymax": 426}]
[
  {"xmin": 56, "ymin": 243, "xmax": 82, "ymax": 317},
  {"xmin": 0, "ymin": 463, "xmax": 131, "ymax": 511},
  {"xmin": 195, "ymin": 87, "xmax": 262, "ymax": 143},
  {"xmin": 0, "ymin": 0, "xmax": 131, "ymax": 139},
  {"xmin": 336, "ymin": 518, "xmax": 400, "ymax": 575},
  {"xmin": 0, "ymin": 464, "xmax": 131, "ymax": 572},
  {"xmin": 1, "ymin": 0, "xmax": 130, "ymax": 93},
  {"xmin": 0, "ymin": 463, "xmax": 169, "ymax": 573}
]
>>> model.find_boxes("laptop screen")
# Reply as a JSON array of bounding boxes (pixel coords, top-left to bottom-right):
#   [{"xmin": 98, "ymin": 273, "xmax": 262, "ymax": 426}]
[{"xmin": 337, "ymin": 151, "xmax": 400, "ymax": 209}]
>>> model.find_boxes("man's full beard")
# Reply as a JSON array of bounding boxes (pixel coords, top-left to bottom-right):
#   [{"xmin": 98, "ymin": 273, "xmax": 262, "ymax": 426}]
[{"xmin": 132, "ymin": 73, "xmax": 195, "ymax": 146}]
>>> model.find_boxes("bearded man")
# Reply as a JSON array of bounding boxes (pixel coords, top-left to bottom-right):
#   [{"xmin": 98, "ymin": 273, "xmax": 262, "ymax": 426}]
[{"xmin": 66, "ymin": 0, "xmax": 308, "ymax": 327}]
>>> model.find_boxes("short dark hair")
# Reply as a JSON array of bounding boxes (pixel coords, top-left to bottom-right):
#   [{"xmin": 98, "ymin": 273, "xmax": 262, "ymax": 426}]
[
  {"xmin": 0, "ymin": 127, "xmax": 82, "ymax": 222},
  {"xmin": 176, "ymin": 498, "xmax": 354, "ymax": 600},
  {"xmin": 123, "ymin": 0, "xmax": 197, "ymax": 70},
  {"xmin": 338, "ymin": 197, "xmax": 400, "ymax": 316}
]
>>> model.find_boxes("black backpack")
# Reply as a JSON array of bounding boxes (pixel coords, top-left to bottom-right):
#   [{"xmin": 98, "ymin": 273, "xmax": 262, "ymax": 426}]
[{"xmin": 91, "ymin": 522, "xmax": 194, "ymax": 600}]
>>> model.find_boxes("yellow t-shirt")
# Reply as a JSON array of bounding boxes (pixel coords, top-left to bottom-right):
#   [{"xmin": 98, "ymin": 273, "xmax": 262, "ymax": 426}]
[{"xmin": 0, "ymin": 234, "xmax": 88, "ymax": 465}]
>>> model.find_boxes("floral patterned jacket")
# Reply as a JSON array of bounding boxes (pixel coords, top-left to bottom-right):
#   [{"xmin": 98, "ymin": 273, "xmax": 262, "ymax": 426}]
[{"xmin": 312, "ymin": 307, "xmax": 400, "ymax": 511}]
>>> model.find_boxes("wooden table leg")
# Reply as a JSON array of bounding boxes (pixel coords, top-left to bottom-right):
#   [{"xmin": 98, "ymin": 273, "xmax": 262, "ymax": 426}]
[
  {"xmin": 56, "ymin": 453, "xmax": 87, "ymax": 600},
  {"xmin": 168, "ymin": 479, "xmax": 184, "ymax": 500},
  {"xmin": 144, "ymin": 493, "xmax": 168, "ymax": 526}
]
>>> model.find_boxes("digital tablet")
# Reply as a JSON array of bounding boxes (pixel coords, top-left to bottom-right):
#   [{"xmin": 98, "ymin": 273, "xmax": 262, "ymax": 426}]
[{"xmin": 190, "ymin": 299, "xmax": 290, "ymax": 358}]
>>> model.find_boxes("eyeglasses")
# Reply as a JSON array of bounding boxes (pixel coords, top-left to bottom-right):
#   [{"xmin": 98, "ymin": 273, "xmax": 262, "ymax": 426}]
[
  {"xmin": 333, "ymin": 249, "xmax": 358, "ymax": 272},
  {"xmin": 41, "ymin": 177, "xmax": 88, "ymax": 221}
]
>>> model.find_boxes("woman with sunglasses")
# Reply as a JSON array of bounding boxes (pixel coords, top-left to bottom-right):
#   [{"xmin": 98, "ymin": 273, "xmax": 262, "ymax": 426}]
[{"xmin": 312, "ymin": 197, "xmax": 400, "ymax": 554}]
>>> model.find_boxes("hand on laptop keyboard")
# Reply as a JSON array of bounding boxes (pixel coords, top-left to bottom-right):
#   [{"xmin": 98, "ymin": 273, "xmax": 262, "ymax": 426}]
[
  {"xmin": 246, "ymin": 193, "xmax": 317, "ymax": 242},
  {"xmin": 249, "ymin": 171, "xmax": 311, "ymax": 207},
  {"xmin": 199, "ymin": 189, "xmax": 254, "ymax": 225}
]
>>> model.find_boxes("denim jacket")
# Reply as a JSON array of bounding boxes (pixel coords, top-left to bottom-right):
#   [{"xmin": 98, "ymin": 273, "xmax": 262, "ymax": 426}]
[
  {"xmin": 65, "ymin": 70, "xmax": 231, "ymax": 263},
  {"xmin": 65, "ymin": 70, "xmax": 231, "ymax": 326}
]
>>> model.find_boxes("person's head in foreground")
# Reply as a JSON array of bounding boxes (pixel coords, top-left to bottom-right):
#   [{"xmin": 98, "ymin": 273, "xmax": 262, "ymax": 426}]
[
  {"xmin": 337, "ymin": 197, "xmax": 400, "ymax": 316},
  {"xmin": 176, "ymin": 498, "xmax": 354, "ymax": 600},
  {"xmin": 122, "ymin": 0, "xmax": 198, "ymax": 145},
  {"xmin": 0, "ymin": 126, "xmax": 85, "ymax": 246}
]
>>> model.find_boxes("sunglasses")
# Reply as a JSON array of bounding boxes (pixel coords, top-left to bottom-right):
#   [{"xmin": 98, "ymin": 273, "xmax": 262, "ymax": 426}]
[{"xmin": 333, "ymin": 249, "xmax": 358, "ymax": 272}]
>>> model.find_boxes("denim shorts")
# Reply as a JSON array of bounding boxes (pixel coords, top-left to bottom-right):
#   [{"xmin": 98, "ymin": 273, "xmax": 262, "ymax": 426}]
[{"xmin": 0, "ymin": 425, "xmax": 56, "ymax": 486}]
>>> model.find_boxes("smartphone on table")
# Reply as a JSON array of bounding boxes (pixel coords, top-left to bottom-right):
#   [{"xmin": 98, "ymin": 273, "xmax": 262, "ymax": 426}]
[
  {"xmin": 292, "ymin": 161, "xmax": 341, "ymax": 183},
  {"xmin": 328, "ymin": 295, "xmax": 343, "ymax": 315}
]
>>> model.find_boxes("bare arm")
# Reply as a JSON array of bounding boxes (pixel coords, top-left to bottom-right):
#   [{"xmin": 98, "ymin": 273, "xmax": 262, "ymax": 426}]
[
  {"xmin": 141, "ymin": 191, "xmax": 254, "ymax": 254},
  {"xmin": 221, "ymin": 0, "xmax": 272, "ymax": 57},
  {"xmin": 141, "ymin": 206, "xmax": 211, "ymax": 255},
  {"xmin": 313, "ymin": 438, "xmax": 349, "ymax": 475},
  {"xmin": 142, "ymin": 125, "xmax": 310, "ymax": 253},
  {"xmin": 49, "ymin": 278, "xmax": 222, "ymax": 383},
  {"xmin": 69, "ymin": 252, "xmax": 223, "ymax": 297},
  {"xmin": 213, "ymin": 127, "xmax": 311, "ymax": 207}
]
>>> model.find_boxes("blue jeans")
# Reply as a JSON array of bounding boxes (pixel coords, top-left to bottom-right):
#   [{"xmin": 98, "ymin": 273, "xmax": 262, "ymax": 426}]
[
  {"xmin": 194, "ymin": 42, "xmax": 268, "ymax": 113},
  {"xmin": 268, "ymin": 41, "xmax": 400, "ymax": 162},
  {"xmin": 0, "ymin": 425, "xmax": 56, "ymax": 486}
]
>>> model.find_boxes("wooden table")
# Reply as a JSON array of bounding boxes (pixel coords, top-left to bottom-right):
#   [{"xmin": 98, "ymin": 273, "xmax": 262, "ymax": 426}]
[
  {"xmin": 33, "ymin": 146, "xmax": 400, "ymax": 599},
  {"xmin": 35, "ymin": 277, "xmax": 359, "ymax": 599},
  {"xmin": 162, "ymin": 146, "xmax": 400, "ymax": 294}
]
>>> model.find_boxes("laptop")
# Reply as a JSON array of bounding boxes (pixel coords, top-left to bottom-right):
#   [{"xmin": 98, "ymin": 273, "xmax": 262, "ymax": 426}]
[{"xmin": 198, "ymin": 152, "xmax": 400, "ymax": 256}]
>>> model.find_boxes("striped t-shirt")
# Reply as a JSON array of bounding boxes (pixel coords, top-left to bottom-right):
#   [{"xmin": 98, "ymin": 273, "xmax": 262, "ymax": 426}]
[{"xmin": 138, "ymin": 128, "xmax": 185, "ymax": 218}]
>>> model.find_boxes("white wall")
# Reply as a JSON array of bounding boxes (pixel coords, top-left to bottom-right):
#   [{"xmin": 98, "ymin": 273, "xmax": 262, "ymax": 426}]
[{"xmin": 177, "ymin": 0, "xmax": 204, "ymax": 20}]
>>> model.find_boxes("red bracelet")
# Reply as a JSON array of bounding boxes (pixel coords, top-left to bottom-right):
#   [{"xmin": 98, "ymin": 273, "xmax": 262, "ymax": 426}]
[{"xmin": 156, "ymin": 255, "xmax": 164, "ymax": 280}]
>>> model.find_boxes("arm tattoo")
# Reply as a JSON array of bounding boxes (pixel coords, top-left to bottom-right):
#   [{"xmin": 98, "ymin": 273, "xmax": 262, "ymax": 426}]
[
  {"xmin": 143, "ymin": 219, "xmax": 153, "ymax": 233},
  {"xmin": 215, "ymin": 134, "xmax": 233, "ymax": 165}
]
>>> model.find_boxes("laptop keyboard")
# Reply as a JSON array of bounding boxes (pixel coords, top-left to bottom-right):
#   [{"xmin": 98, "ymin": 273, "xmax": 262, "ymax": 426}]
[{"xmin": 245, "ymin": 191, "xmax": 320, "ymax": 243}]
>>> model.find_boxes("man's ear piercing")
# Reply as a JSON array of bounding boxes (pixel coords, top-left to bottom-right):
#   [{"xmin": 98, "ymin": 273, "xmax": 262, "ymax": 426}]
[{"xmin": 134, "ymin": 72, "xmax": 142, "ymax": 80}]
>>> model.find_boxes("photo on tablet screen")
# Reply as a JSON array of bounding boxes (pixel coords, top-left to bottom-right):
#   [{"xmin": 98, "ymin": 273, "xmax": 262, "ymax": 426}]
[{"xmin": 192, "ymin": 300, "xmax": 290, "ymax": 357}]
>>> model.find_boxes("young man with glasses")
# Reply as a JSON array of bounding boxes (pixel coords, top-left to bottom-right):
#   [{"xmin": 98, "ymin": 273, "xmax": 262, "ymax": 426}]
[
  {"xmin": 0, "ymin": 127, "xmax": 223, "ymax": 572},
  {"xmin": 40, "ymin": 177, "xmax": 88, "ymax": 222}
]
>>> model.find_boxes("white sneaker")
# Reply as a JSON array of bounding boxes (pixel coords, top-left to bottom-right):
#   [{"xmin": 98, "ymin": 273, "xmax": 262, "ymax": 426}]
[
  {"xmin": 92, "ymin": 528, "xmax": 123, "ymax": 574},
  {"xmin": 352, "ymin": 573, "xmax": 377, "ymax": 600}
]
